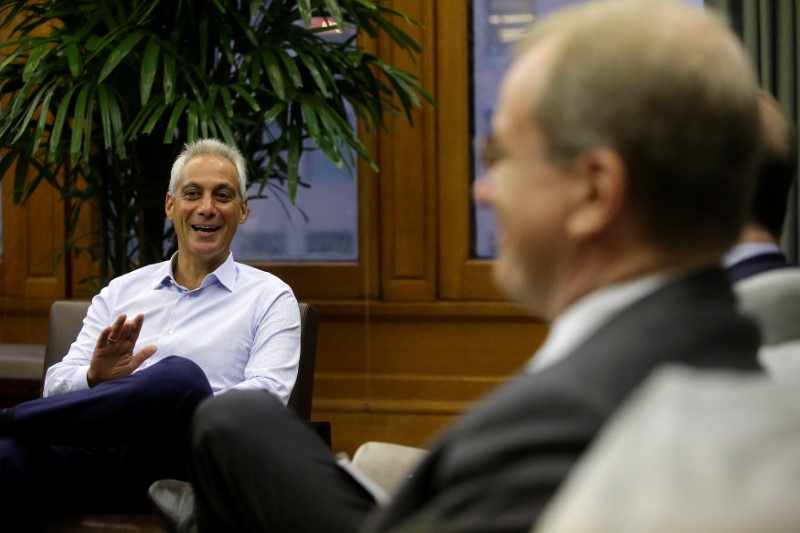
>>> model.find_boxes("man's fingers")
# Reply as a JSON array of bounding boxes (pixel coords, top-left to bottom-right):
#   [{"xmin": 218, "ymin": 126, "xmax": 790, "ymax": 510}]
[
  {"xmin": 105, "ymin": 314, "xmax": 128, "ymax": 344},
  {"xmin": 128, "ymin": 314, "xmax": 146, "ymax": 344},
  {"xmin": 131, "ymin": 345, "xmax": 158, "ymax": 369}
]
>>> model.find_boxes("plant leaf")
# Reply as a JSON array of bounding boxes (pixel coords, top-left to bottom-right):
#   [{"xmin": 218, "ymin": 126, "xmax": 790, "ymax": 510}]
[
  {"xmin": 231, "ymin": 85, "xmax": 261, "ymax": 112},
  {"xmin": 140, "ymin": 37, "xmax": 160, "ymax": 106},
  {"xmin": 322, "ymin": 0, "xmax": 345, "ymax": 30},
  {"xmin": 163, "ymin": 53, "xmax": 176, "ymax": 104},
  {"xmin": 163, "ymin": 98, "xmax": 189, "ymax": 143},
  {"xmin": 98, "ymin": 31, "xmax": 145, "ymax": 83},
  {"xmin": 49, "ymin": 86, "xmax": 78, "ymax": 159},
  {"xmin": 0, "ymin": 150, "xmax": 20, "ymax": 186},
  {"xmin": 13, "ymin": 149, "xmax": 31, "ymax": 203},
  {"xmin": 261, "ymin": 47, "xmax": 285, "ymax": 101},
  {"xmin": 297, "ymin": 0, "xmax": 312, "ymax": 27},
  {"xmin": 220, "ymin": 86, "xmax": 234, "ymax": 118},
  {"xmin": 142, "ymin": 102, "xmax": 167, "ymax": 134},
  {"xmin": 63, "ymin": 38, "xmax": 82, "ymax": 77},
  {"xmin": 22, "ymin": 42, "xmax": 48, "ymax": 83},
  {"xmin": 70, "ymin": 84, "xmax": 92, "ymax": 164},
  {"xmin": 98, "ymin": 84, "xmax": 113, "ymax": 149}
]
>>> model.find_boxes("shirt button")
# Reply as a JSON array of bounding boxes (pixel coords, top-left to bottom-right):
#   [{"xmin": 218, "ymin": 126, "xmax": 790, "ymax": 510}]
[
  {"xmin": 168, "ymin": 329, "xmax": 174, "ymax": 335},
  {"xmin": 185, "ymin": 295, "xmax": 191, "ymax": 299}
]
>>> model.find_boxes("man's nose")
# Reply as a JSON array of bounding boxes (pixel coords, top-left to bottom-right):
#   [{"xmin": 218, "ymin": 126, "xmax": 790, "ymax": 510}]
[
  {"xmin": 197, "ymin": 194, "xmax": 217, "ymax": 215},
  {"xmin": 473, "ymin": 173, "xmax": 494, "ymax": 206}
]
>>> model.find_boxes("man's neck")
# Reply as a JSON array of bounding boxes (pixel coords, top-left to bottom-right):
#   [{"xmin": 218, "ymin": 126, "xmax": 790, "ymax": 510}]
[
  {"xmin": 739, "ymin": 223, "xmax": 778, "ymax": 245},
  {"xmin": 173, "ymin": 254, "xmax": 226, "ymax": 290},
  {"xmin": 547, "ymin": 244, "xmax": 722, "ymax": 321}
]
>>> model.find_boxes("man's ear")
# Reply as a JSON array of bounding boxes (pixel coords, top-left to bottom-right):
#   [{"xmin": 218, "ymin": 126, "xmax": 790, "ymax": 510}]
[
  {"xmin": 566, "ymin": 149, "xmax": 627, "ymax": 239},
  {"xmin": 239, "ymin": 199, "xmax": 249, "ymax": 224},
  {"xmin": 165, "ymin": 192, "xmax": 174, "ymax": 221}
]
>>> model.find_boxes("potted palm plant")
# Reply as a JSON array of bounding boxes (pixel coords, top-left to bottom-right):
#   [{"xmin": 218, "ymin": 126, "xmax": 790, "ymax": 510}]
[{"xmin": 0, "ymin": 0, "xmax": 433, "ymax": 286}]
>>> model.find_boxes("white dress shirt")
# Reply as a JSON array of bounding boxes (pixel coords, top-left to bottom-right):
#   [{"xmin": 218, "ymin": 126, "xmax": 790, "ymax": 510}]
[
  {"xmin": 43, "ymin": 252, "xmax": 300, "ymax": 403},
  {"xmin": 527, "ymin": 273, "xmax": 674, "ymax": 374}
]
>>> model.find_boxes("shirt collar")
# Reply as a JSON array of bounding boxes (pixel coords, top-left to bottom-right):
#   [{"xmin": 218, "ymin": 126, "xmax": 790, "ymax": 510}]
[
  {"xmin": 723, "ymin": 242, "xmax": 782, "ymax": 268},
  {"xmin": 154, "ymin": 251, "xmax": 237, "ymax": 292},
  {"xmin": 526, "ymin": 272, "xmax": 674, "ymax": 374}
]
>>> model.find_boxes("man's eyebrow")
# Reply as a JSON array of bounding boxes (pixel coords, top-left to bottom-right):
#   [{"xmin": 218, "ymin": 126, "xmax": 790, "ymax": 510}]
[{"xmin": 179, "ymin": 181, "xmax": 237, "ymax": 191}]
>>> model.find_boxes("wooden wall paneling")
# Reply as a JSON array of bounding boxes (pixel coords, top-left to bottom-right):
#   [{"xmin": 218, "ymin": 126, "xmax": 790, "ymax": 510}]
[
  {"xmin": 379, "ymin": 0, "xmax": 438, "ymax": 302},
  {"xmin": 314, "ymin": 410, "xmax": 457, "ymax": 458},
  {"xmin": 24, "ymin": 177, "xmax": 64, "ymax": 299},
  {"xmin": 0, "ymin": 160, "xmax": 66, "ymax": 343},
  {"xmin": 311, "ymin": 301, "xmax": 548, "ymax": 455}
]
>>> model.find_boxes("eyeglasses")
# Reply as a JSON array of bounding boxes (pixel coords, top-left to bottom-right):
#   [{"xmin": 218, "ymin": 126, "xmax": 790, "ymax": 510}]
[
  {"xmin": 476, "ymin": 136, "xmax": 512, "ymax": 169},
  {"xmin": 476, "ymin": 135, "xmax": 575, "ymax": 170}
]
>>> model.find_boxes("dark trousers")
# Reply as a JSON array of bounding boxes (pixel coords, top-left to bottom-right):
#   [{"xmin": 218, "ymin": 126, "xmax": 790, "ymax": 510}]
[
  {"xmin": 187, "ymin": 390, "xmax": 376, "ymax": 533},
  {"xmin": 0, "ymin": 356, "xmax": 213, "ymax": 528}
]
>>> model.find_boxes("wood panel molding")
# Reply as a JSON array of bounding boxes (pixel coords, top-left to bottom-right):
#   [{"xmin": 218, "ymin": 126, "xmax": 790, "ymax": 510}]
[{"xmin": 379, "ymin": 0, "xmax": 438, "ymax": 302}]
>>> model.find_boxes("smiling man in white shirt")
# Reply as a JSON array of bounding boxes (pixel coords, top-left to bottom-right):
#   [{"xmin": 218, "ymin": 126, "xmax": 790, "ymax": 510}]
[{"xmin": 0, "ymin": 138, "xmax": 300, "ymax": 527}]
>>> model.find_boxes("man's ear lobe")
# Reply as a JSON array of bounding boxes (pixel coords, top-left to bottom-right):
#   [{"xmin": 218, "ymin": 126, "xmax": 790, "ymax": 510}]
[
  {"xmin": 165, "ymin": 192, "xmax": 174, "ymax": 220},
  {"xmin": 566, "ymin": 149, "xmax": 627, "ymax": 239},
  {"xmin": 239, "ymin": 199, "xmax": 249, "ymax": 224}
]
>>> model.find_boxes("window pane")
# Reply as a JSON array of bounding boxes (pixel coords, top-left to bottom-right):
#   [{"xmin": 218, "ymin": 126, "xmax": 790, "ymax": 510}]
[
  {"xmin": 471, "ymin": 0, "xmax": 536, "ymax": 259},
  {"xmin": 232, "ymin": 143, "xmax": 358, "ymax": 262},
  {"xmin": 231, "ymin": 22, "xmax": 359, "ymax": 263}
]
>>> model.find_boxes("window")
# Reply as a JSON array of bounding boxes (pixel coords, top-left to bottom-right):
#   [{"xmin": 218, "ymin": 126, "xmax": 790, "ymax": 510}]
[
  {"xmin": 232, "ymin": 137, "xmax": 359, "ymax": 262},
  {"xmin": 232, "ymin": 22, "xmax": 360, "ymax": 263},
  {"xmin": 471, "ymin": 0, "xmax": 536, "ymax": 259}
]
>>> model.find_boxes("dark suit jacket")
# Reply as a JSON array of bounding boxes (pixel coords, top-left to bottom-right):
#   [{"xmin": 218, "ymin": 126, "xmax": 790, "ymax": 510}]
[
  {"xmin": 727, "ymin": 251, "xmax": 795, "ymax": 283},
  {"xmin": 365, "ymin": 269, "xmax": 761, "ymax": 533}
]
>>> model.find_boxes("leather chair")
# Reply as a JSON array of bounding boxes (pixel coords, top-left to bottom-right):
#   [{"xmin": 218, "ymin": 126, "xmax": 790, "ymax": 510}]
[
  {"xmin": 40, "ymin": 299, "xmax": 321, "ymax": 531},
  {"xmin": 735, "ymin": 268, "xmax": 800, "ymax": 380}
]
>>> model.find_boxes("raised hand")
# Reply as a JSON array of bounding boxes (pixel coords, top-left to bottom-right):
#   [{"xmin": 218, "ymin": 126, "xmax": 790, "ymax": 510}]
[{"xmin": 87, "ymin": 313, "xmax": 158, "ymax": 387}]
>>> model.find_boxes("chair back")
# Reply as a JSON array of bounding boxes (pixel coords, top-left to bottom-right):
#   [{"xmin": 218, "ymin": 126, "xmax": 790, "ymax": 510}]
[
  {"xmin": 41, "ymin": 300, "xmax": 91, "ymax": 395},
  {"xmin": 41, "ymin": 300, "xmax": 319, "ymax": 420},
  {"xmin": 289, "ymin": 302, "xmax": 319, "ymax": 419},
  {"xmin": 735, "ymin": 268, "xmax": 800, "ymax": 346}
]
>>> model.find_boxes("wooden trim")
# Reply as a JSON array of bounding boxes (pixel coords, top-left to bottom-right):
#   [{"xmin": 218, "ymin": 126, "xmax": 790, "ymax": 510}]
[
  {"xmin": 437, "ymin": 2, "xmax": 508, "ymax": 301},
  {"xmin": 378, "ymin": 0, "xmax": 439, "ymax": 302},
  {"xmin": 315, "ymin": 398, "xmax": 477, "ymax": 416},
  {"xmin": 308, "ymin": 299, "xmax": 537, "ymax": 320}
]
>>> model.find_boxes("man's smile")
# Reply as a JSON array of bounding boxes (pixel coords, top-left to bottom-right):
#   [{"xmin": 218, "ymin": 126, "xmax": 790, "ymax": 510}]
[{"xmin": 191, "ymin": 225, "xmax": 221, "ymax": 233}]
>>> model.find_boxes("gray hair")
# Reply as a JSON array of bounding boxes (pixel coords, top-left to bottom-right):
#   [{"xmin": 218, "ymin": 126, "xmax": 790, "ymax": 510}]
[{"xmin": 169, "ymin": 139, "xmax": 248, "ymax": 199}]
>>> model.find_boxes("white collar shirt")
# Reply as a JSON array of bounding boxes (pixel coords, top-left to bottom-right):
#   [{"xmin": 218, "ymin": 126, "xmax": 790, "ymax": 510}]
[
  {"xmin": 43, "ymin": 252, "xmax": 300, "ymax": 403},
  {"xmin": 526, "ymin": 273, "xmax": 674, "ymax": 374},
  {"xmin": 723, "ymin": 242, "xmax": 782, "ymax": 269}
]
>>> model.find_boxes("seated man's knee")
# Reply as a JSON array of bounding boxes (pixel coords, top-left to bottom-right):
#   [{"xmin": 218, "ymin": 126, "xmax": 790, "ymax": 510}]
[{"xmin": 192, "ymin": 390, "xmax": 286, "ymax": 446}]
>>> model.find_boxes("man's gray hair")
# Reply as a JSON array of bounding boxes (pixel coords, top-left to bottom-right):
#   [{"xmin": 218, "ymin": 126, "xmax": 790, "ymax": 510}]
[{"xmin": 169, "ymin": 139, "xmax": 248, "ymax": 199}]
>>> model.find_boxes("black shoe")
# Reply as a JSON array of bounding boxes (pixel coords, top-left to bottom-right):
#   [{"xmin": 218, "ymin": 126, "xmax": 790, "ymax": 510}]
[{"xmin": 148, "ymin": 479, "xmax": 196, "ymax": 533}]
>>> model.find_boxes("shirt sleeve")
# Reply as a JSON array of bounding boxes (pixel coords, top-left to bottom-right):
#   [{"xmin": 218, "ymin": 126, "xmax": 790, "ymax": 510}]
[
  {"xmin": 42, "ymin": 288, "xmax": 114, "ymax": 397},
  {"xmin": 218, "ymin": 289, "xmax": 301, "ymax": 403}
]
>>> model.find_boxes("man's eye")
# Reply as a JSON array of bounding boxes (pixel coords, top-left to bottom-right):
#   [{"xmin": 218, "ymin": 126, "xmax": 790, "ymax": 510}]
[
  {"xmin": 183, "ymin": 190, "xmax": 201, "ymax": 199},
  {"xmin": 215, "ymin": 192, "xmax": 234, "ymax": 202}
]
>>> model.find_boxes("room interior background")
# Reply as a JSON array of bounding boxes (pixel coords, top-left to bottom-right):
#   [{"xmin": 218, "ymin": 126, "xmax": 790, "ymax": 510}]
[{"xmin": 0, "ymin": 0, "xmax": 797, "ymax": 455}]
